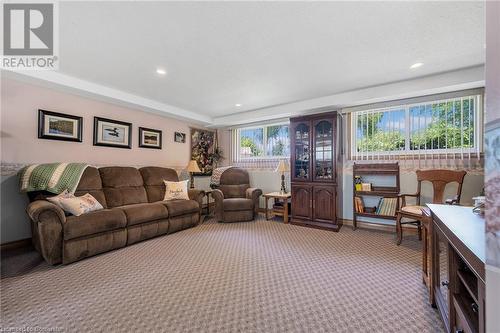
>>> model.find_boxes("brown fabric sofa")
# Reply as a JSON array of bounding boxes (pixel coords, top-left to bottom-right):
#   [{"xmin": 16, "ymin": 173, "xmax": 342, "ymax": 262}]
[
  {"xmin": 212, "ymin": 168, "xmax": 262, "ymax": 223},
  {"xmin": 26, "ymin": 166, "xmax": 204, "ymax": 265}
]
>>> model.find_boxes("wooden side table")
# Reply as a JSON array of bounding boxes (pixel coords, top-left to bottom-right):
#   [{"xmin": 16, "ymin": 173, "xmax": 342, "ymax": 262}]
[
  {"xmin": 201, "ymin": 189, "xmax": 214, "ymax": 223},
  {"xmin": 263, "ymin": 192, "xmax": 291, "ymax": 223}
]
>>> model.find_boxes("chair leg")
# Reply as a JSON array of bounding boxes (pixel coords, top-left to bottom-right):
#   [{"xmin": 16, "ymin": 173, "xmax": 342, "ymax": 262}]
[
  {"xmin": 418, "ymin": 222, "xmax": 422, "ymax": 241},
  {"xmin": 396, "ymin": 214, "xmax": 403, "ymax": 245}
]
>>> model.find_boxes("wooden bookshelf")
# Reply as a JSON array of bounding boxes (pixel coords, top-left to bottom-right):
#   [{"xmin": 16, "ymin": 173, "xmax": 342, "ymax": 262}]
[{"xmin": 352, "ymin": 162, "xmax": 400, "ymax": 230}]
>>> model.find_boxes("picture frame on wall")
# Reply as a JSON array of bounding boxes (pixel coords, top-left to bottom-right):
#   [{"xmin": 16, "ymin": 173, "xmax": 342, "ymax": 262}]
[
  {"xmin": 174, "ymin": 132, "xmax": 186, "ymax": 143},
  {"xmin": 191, "ymin": 128, "xmax": 215, "ymax": 176},
  {"xmin": 93, "ymin": 117, "xmax": 132, "ymax": 149},
  {"xmin": 139, "ymin": 127, "xmax": 162, "ymax": 149},
  {"xmin": 38, "ymin": 109, "xmax": 83, "ymax": 142}
]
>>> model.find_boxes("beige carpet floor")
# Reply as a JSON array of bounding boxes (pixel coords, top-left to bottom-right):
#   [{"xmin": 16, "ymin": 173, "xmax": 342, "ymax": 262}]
[{"xmin": 1, "ymin": 216, "xmax": 444, "ymax": 333}]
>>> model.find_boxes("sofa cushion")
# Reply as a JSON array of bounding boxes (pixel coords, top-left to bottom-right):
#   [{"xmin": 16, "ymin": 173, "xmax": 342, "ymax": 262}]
[
  {"xmin": 139, "ymin": 167, "xmax": 179, "ymax": 202},
  {"xmin": 74, "ymin": 167, "xmax": 108, "ymax": 208},
  {"xmin": 163, "ymin": 199, "xmax": 199, "ymax": 217},
  {"xmin": 219, "ymin": 184, "xmax": 250, "ymax": 198},
  {"xmin": 223, "ymin": 198, "xmax": 254, "ymax": 211},
  {"xmin": 219, "ymin": 167, "xmax": 250, "ymax": 185},
  {"xmin": 118, "ymin": 202, "xmax": 169, "ymax": 226},
  {"xmin": 28, "ymin": 167, "xmax": 108, "ymax": 208},
  {"xmin": 64, "ymin": 209, "xmax": 127, "ymax": 240},
  {"xmin": 59, "ymin": 193, "xmax": 104, "ymax": 216},
  {"xmin": 99, "ymin": 167, "xmax": 148, "ymax": 208},
  {"xmin": 163, "ymin": 180, "xmax": 190, "ymax": 201}
]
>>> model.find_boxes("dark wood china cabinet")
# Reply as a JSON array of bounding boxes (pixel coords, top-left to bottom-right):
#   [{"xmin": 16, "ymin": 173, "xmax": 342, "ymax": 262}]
[{"xmin": 290, "ymin": 111, "xmax": 342, "ymax": 231}]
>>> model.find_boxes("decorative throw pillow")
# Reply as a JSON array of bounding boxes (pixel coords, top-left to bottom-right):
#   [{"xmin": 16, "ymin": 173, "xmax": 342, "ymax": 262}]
[
  {"xmin": 163, "ymin": 180, "xmax": 189, "ymax": 201},
  {"xmin": 46, "ymin": 189, "xmax": 75, "ymax": 209},
  {"xmin": 59, "ymin": 193, "xmax": 104, "ymax": 216}
]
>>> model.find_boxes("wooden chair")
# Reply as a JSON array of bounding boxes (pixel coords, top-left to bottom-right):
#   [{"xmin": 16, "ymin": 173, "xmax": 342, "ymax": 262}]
[{"xmin": 396, "ymin": 169, "xmax": 466, "ymax": 245}]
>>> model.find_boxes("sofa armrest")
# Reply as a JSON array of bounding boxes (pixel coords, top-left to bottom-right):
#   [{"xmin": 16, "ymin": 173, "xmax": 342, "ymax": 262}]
[
  {"xmin": 188, "ymin": 189, "xmax": 205, "ymax": 207},
  {"xmin": 246, "ymin": 188, "xmax": 263, "ymax": 213},
  {"xmin": 212, "ymin": 189, "xmax": 224, "ymax": 221},
  {"xmin": 26, "ymin": 200, "xmax": 65, "ymax": 265}
]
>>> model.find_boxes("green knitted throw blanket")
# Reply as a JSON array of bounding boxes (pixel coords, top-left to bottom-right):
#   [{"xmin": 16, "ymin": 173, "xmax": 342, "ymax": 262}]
[{"xmin": 18, "ymin": 163, "xmax": 89, "ymax": 194}]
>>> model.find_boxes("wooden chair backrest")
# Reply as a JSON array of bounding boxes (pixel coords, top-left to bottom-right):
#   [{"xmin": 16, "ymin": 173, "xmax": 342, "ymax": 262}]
[{"xmin": 415, "ymin": 169, "xmax": 467, "ymax": 205}]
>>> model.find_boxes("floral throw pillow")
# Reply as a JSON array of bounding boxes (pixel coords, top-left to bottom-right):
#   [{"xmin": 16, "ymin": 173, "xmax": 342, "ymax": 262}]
[
  {"xmin": 163, "ymin": 180, "xmax": 190, "ymax": 201},
  {"xmin": 46, "ymin": 189, "xmax": 75, "ymax": 209},
  {"xmin": 59, "ymin": 193, "xmax": 104, "ymax": 216}
]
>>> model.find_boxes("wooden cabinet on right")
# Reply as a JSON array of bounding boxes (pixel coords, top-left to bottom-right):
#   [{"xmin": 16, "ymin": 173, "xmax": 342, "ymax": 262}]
[
  {"xmin": 290, "ymin": 111, "xmax": 342, "ymax": 231},
  {"xmin": 428, "ymin": 204, "xmax": 485, "ymax": 333}
]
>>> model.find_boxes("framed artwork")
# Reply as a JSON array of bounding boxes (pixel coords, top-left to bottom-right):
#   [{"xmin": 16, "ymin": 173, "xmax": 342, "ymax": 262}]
[
  {"xmin": 139, "ymin": 127, "xmax": 162, "ymax": 149},
  {"xmin": 174, "ymin": 132, "xmax": 186, "ymax": 143},
  {"xmin": 38, "ymin": 109, "xmax": 83, "ymax": 142},
  {"xmin": 93, "ymin": 117, "xmax": 132, "ymax": 149},
  {"xmin": 191, "ymin": 128, "xmax": 215, "ymax": 175}
]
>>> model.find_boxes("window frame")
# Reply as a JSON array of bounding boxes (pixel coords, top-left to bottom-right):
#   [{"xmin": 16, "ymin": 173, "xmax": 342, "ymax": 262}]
[
  {"xmin": 235, "ymin": 122, "xmax": 290, "ymax": 160},
  {"xmin": 350, "ymin": 94, "xmax": 483, "ymax": 159}
]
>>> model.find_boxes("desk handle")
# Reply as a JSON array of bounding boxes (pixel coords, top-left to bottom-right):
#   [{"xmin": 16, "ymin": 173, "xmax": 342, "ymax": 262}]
[{"xmin": 441, "ymin": 281, "xmax": 449, "ymax": 287}]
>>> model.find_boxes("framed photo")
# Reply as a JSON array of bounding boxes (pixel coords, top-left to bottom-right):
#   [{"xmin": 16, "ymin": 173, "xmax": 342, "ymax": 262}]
[
  {"xmin": 38, "ymin": 109, "xmax": 83, "ymax": 142},
  {"xmin": 174, "ymin": 132, "xmax": 186, "ymax": 143},
  {"xmin": 139, "ymin": 127, "xmax": 162, "ymax": 149},
  {"xmin": 93, "ymin": 117, "xmax": 132, "ymax": 149}
]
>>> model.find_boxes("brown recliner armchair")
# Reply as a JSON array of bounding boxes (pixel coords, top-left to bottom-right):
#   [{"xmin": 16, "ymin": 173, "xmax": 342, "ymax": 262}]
[{"xmin": 212, "ymin": 168, "xmax": 262, "ymax": 223}]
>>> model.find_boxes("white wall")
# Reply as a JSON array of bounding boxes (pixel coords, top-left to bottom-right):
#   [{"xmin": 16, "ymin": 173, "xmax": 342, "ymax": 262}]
[{"xmin": 0, "ymin": 78, "xmax": 204, "ymax": 244}]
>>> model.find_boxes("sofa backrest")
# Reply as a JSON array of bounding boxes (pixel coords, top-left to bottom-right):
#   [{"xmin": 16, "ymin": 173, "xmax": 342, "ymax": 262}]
[
  {"xmin": 99, "ymin": 167, "xmax": 148, "ymax": 208},
  {"xmin": 74, "ymin": 167, "xmax": 107, "ymax": 208},
  {"xmin": 139, "ymin": 167, "xmax": 179, "ymax": 202},
  {"xmin": 26, "ymin": 166, "xmax": 108, "ymax": 208},
  {"xmin": 218, "ymin": 167, "xmax": 250, "ymax": 198}
]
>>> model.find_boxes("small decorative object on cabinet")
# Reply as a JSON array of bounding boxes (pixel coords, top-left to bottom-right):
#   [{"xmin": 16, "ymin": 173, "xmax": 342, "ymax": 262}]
[
  {"xmin": 290, "ymin": 111, "xmax": 342, "ymax": 231},
  {"xmin": 352, "ymin": 162, "xmax": 400, "ymax": 230}
]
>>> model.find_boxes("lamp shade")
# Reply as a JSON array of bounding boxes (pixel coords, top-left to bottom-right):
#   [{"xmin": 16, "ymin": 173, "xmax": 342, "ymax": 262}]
[
  {"xmin": 186, "ymin": 160, "xmax": 201, "ymax": 173},
  {"xmin": 275, "ymin": 160, "xmax": 290, "ymax": 173}
]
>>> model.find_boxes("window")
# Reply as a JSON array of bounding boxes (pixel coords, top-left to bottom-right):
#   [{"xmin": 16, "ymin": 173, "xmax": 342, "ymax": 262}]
[
  {"xmin": 236, "ymin": 123, "xmax": 289, "ymax": 159},
  {"xmin": 351, "ymin": 95, "xmax": 482, "ymax": 159}
]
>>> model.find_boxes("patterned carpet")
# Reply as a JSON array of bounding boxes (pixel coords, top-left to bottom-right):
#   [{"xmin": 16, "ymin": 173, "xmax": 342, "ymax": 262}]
[{"xmin": 1, "ymin": 216, "xmax": 444, "ymax": 333}]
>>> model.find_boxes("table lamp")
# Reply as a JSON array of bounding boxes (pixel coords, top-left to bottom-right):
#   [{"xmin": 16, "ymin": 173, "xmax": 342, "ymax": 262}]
[
  {"xmin": 275, "ymin": 160, "xmax": 290, "ymax": 194},
  {"xmin": 186, "ymin": 160, "xmax": 201, "ymax": 189}
]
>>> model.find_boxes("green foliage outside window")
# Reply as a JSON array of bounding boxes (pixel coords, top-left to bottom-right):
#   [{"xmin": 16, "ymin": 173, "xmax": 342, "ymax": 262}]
[
  {"xmin": 241, "ymin": 137, "xmax": 263, "ymax": 156},
  {"xmin": 356, "ymin": 98, "xmax": 476, "ymax": 153}
]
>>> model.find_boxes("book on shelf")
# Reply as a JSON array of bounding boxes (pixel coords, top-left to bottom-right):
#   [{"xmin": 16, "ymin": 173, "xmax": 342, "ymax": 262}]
[
  {"xmin": 354, "ymin": 196, "xmax": 365, "ymax": 213},
  {"xmin": 361, "ymin": 183, "xmax": 371, "ymax": 191},
  {"xmin": 375, "ymin": 197, "xmax": 398, "ymax": 216}
]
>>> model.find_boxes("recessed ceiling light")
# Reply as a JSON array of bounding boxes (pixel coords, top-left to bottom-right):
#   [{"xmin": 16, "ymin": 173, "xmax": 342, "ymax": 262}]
[
  {"xmin": 410, "ymin": 62, "xmax": 423, "ymax": 69},
  {"xmin": 235, "ymin": 104, "xmax": 242, "ymax": 107},
  {"xmin": 156, "ymin": 68, "xmax": 167, "ymax": 75}
]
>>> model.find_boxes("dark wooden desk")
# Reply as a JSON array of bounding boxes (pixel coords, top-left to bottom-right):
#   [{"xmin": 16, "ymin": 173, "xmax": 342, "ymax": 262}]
[{"xmin": 428, "ymin": 204, "xmax": 485, "ymax": 333}]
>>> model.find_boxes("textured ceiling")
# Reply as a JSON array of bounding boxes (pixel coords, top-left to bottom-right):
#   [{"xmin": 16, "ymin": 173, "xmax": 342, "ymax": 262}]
[{"xmin": 58, "ymin": 1, "xmax": 485, "ymax": 118}]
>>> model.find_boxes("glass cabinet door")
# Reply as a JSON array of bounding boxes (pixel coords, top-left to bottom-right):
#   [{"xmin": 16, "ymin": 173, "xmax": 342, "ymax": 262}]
[
  {"xmin": 435, "ymin": 230, "xmax": 450, "ymax": 320},
  {"xmin": 313, "ymin": 119, "xmax": 334, "ymax": 182},
  {"xmin": 292, "ymin": 122, "xmax": 311, "ymax": 181}
]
